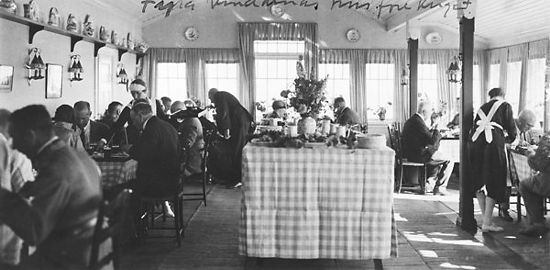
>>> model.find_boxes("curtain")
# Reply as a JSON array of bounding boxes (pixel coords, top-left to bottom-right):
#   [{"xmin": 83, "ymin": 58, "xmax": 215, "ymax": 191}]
[
  {"xmin": 349, "ymin": 50, "xmax": 366, "ymax": 122},
  {"xmin": 474, "ymin": 50, "xmax": 488, "ymax": 104},
  {"xmin": 529, "ymin": 39, "xmax": 549, "ymax": 59},
  {"xmin": 394, "ymin": 50, "xmax": 408, "ymax": 123},
  {"xmin": 238, "ymin": 22, "xmax": 318, "ymax": 115}
]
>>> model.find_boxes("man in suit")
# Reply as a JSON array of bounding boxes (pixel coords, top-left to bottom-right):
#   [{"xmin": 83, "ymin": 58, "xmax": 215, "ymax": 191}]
[
  {"xmin": 74, "ymin": 101, "xmax": 110, "ymax": 148},
  {"xmin": 0, "ymin": 105, "xmax": 103, "ymax": 269},
  {"xmin": 334, "ymin": 97, "xmax": 360, "ymax": 126},
  {"xmin": 401, "ymin": 101, "xmax": 453, "ymax": 195},
  {"xmin": 208, "ymin": 88, "xmax": 253, "ymax": 188},
  {"xmin": 128, "ymin": 100, "xmax": 180, "ymax": 197}
]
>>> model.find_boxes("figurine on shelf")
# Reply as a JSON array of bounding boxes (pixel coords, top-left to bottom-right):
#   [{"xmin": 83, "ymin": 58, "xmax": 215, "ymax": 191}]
[
  {"xmin": 68, "ymin": 54, "xmax": 83, "ymax": 82},
  {"xmin": 66, "ymin": 14, "xmax": 78, "ymax": 32},
  {"xmin": 127, "ymin": 33, "xmax": 133, "ymax": 49},
  {"xmin": 135, "ymin": 42, "xmax": 149, "ymax": 53},
  {"xmin": 0, "ymin": 0, "xmax": 17, "ymax": 14},
  {"xmin": 116, "ymin": 64, "xmax": 128, "ymax": 85},
  {"xmin": 26, "ymin": 48, "xmax": 45, "ymax": 81},
  {"xmin": 111, "ymin": 30, "xmax": 118, "ymax": 45},
  {"xmin": 48, "ymin": 7, "xmax": 60, "ymax": 27},
  {"xmin": 24, "ymin": 0, "xmax": 40, "ymax": 21},
  {"xmin": 99, "ymin": 26, "xmax": 110, "ymax": 42},
  {"xmin": 83, "ymin": 14, "xmax": 95, "ymax": 37}
]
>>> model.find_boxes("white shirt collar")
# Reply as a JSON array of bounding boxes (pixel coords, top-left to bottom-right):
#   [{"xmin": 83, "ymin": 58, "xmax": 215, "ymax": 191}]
[
  {"xmin": 37, "ymin": 136, "xmax": 59, "ymax": 156},
  {"xmin": 142, "ymin": 116, "xmax": 152, "ymax": 131},
  {"xmin": 415, "ymin": 113, "xmax": 429, "ymax": 127}
]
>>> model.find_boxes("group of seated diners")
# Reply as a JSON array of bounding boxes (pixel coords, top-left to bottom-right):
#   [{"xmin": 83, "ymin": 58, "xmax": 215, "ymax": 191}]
[
  {"xmin": 401, "ymin": 87, "xmax": 549, "ymax": 236},
  {"xmin": 0, "ymin": 79, "xmax": 246, "ymax": 269}
]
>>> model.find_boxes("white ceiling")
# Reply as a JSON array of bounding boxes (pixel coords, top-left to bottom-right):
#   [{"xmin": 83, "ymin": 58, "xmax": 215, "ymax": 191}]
[{"xmin": 92, "ymin": 0, "xmax": 550, "ymax": 48}]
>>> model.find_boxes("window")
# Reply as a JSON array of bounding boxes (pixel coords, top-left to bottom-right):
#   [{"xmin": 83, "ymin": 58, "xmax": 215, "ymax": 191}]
[
  {"xmin": 473, "ymin": 65, "xmax": 481, "ymax": 111},
  {"xmin": 488, "ymin": 63, "xmax": 500, "ymax": 90},
  {"xmin": 97, "ymin": 54, "xmax": 113, "ymax": 119},
  {"xmin": 526, "ymin": 58, "xmax": 546, "ymax": 127},
  {"xmin": 365, "ymin": 63, "xmax": 395, "ymax": 120},
  {"xmin": 506, "ymin": 61, "xmax": 522, "ymax": 115},
  {"xmin": 318, "ymin": 64, "xmax": 350, "ymax": 104},
  {"xmin": 418, "ymin": 64, "xmax": 438, "ymax": 103},
  {"xmin": 156, "ymin": 63, "xmax": 187, "ymax": 102},
  {"xmin": 206, "ymin": 63, "xmax": 239, "ymax": 99},
  {"xmin": 254, "ymin": 40, "xmax": 305, "ymax": 118}
]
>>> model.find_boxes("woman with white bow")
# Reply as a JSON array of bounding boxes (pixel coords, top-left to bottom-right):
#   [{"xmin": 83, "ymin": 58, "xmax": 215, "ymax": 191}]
[{"xmin": 469, "ymin": 87, "xmax": 517, "ymax": 232}]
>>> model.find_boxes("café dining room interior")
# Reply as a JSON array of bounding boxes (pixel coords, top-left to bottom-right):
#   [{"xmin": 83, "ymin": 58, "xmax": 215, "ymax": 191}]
[{"xmin": 2, "ymin": 0, "xmax": 550, "ymax": 269}]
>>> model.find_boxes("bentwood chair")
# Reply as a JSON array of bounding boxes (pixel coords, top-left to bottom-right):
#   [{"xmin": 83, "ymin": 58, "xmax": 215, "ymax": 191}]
[
  {"xmin": 89, "ymin": 188, "xmax": 132, "ymax": 270},
  {"xmin": 181, "ymin": 129, "xmax": 214, "ymax": 206},
  {"xmin": 388, "ymin": 122, "xmax": 447, "ymax": 194},
  {"xmin": 139, "ymin": 189, "xmax": 185, "ymax": 247}
]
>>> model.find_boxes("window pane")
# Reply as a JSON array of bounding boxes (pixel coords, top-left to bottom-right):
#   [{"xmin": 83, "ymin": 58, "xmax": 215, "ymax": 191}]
[
  {"xmin": 206, "ymin": 63, "xmax": 239, "ymax": 99},
  {"xmin": 156, "ymin": 62, "xmax": 187, "ymax": 102},
  {"xmin": 418, "ymin": 64, "xmax": 438, "ymax": 103},
  {"xmin": 97, "ymin": 55, "xmax": 113, "ymax": 119},
  {"xmin": 506, "ymin": 61, "xmax": 521, "ymax": 116},
  {"xmin": 254, "ymin": 40, "xmax": 306, "ymax": 119},
  {"xmin": 318, "ymin": 64, "xmax": 351, "ymax": 105},
  {"xmin": 365, "ymin": 64, "xmax": 395, "ymax": 120},
  {"xmin": 489, "ymin": 63, "xmax": 500, "ymax": 90},
  {"xmin": 526, "ymin": 58, "xmax": 545, "ymax": 128}
]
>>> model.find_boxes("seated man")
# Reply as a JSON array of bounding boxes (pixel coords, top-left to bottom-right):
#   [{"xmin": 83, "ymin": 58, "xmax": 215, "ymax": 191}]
[
  {"xmin": 333, "ymin": 97, "xmax": 360, "ymax": 126},
  {"xmin": 170, "ymin": 100, "xmax": 204, "ymax": 178},
  {"xmin": 52, "ymin": 104, "xmax": 85, "ymax": 151},
  {"xmin": 128, "ymin": 100, "xmax": 180, "ymax": 197},
  {"xmin": 0, "ymin": 105, "xmax": 102, "ymax": 269},
  {"xmin": 401, "ymin": 101, "xmax": 454, "ymax": 195},
  {"xmin": 99, "ymin": 101, "xmax": 128, "ymax": 146},
  {"xmin": 267, "ymin": 100, "xmax": 287, "ymax": 119},
  {"xmin": 518, "ymin": 134, "xmax": 550, "ymax": 237},
  {"xmin": 0, "ymin": 109, "xmax": 34, "ymax": 266},
  {"xmin": 74, "ymin": 101, "xmax": 110, "ymax": 149}
]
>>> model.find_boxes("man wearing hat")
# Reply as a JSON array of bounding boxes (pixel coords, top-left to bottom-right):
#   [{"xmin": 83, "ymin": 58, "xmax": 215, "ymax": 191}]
[
  {"xmin": 268, "ymin": 100, "xmax": 287, "ymax": 119},
  {"xmin": 110, "ymin": 79, "xmax": 167, "ymax": 144}
]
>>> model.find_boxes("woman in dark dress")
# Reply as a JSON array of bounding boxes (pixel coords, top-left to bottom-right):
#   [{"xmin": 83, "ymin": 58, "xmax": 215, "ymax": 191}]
[{"xmin": 469, "ymin": 88, "xmax": 517, "ymax": 232}]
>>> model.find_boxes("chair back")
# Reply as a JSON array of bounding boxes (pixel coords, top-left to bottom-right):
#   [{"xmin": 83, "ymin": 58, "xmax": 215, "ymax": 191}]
[
  {"xmin": 201, "ymin": 129, "xmax": 215, "ymax": 181},
  {"xmin": 89, "ymin": 188, "xmax": 133, "ymax": 270},
  {"xmin": 387, "ymin": 122, "xmax": 403, "ymax": 160}
]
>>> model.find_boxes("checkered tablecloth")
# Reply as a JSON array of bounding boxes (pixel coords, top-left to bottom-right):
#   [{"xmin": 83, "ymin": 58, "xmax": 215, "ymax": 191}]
[
  {"xmin": 96, "ymin": 159, "xmax": 137, "ymax": 188},
  {"xmin": 509, "ymin": 151, "xmax": 534, "ymax": 181},
  {"xmin": 239, "ymin": 145, "xmax": 398, "ymax": 259},
  {"xmin": 439, "ymin": 138, "xmax": 460, "ymax": 163}
]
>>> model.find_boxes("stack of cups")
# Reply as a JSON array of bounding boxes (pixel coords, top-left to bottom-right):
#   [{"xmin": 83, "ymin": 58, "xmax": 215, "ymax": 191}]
[{"xmin": 288, "ymin": 125, "xmax": 298, "ymax": 137}]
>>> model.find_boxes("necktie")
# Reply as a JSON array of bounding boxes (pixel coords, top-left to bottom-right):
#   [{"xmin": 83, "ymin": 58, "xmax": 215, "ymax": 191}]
[{"xmin": 80, "ymin": 130, "xmax": 87, "ymax": 148}]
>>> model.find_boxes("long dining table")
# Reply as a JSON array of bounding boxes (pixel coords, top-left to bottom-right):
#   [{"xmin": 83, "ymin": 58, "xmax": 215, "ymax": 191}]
[{"xmin": 239, "ymin": 144, "xmax": 398, "ymax": 261}]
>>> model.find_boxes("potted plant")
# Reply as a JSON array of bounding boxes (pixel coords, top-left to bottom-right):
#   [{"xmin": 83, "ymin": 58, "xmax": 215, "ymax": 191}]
[{"xmin": 374, "ymin": 102, "xmax": 392, "ymax": 121}]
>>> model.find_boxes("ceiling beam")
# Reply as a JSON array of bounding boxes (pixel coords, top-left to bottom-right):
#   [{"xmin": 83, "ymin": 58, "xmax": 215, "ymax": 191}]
[{"xmin": 385, "ymin": 0, "xmax": 450, "ymax": 32}]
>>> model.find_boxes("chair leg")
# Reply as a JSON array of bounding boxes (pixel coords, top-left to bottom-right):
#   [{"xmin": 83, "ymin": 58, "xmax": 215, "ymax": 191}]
[
  {"xmin": 398, "ymin": 164, "xmax": 403, "ymax": 193},
  {"xmin": 174, "ymin": 197, "xmax": 181, "ymax": 247},
  {"xmin": 419, "ymin": 167, "xmax": 426, "ymax": 195},
  {"xmin": 162, "ymin": 202, "xmax": 167, "ymax": 222},
  {"xmin": 202, "ymin": 173, "xmax": 207, "ymax": 206},
  {"xmin": 517, "ymin": 194, "xmax": 522, "ymax": 222},
  {"xmin": 179, "ymin": 197, "xmax": 185, "ymax": 238}
]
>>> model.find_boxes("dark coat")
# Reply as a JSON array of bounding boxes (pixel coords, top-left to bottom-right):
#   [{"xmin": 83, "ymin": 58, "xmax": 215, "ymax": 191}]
[
  {"xmin": 0, "ymin": 139, "xmax": 103, "ymax": 269},
  {"xmin": 110, "ymin": 99, "xmax": 167, "ymax": 145},
  {"xmin": 170, "ymin": 116, "xmax": 204, "ymax": 176},
  {"xmin": 401, "ymin": 113, "xmax": 442, "ymax": 163},
  {"xmin": 211, "ymin": 91, "xmax": 253, "ymax": 183},
  {"xmin": 129, "ymin": 116, "xmax": 180, "ymax": 197},
  {"xmin": 89, "ymin": 120, "xmax": 110, "ymax": 144},
  {"xmin": 469, "ymin": 99, "xmax": 517, "ymax": 202},
  {"xmin": 335, "ymin": 107, "xmax": 360, "ymax": 126}
]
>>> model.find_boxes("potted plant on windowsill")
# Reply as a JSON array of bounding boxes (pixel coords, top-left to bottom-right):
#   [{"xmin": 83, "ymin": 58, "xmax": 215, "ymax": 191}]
[{"xmin": 374, "ymin": 102, "xmax": 392, "ymax": 121}]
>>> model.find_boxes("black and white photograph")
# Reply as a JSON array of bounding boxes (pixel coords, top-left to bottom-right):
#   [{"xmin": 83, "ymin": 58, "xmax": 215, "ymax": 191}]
[{"xmin": 0, "ymin": 0, "xmax": 550, "ymax": 269}]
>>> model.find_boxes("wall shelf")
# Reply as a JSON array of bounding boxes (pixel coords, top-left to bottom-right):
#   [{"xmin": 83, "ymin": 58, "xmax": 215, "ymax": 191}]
[{"xmin": 0, "ymin": 9, "xmax": 145, "ymax": 63}]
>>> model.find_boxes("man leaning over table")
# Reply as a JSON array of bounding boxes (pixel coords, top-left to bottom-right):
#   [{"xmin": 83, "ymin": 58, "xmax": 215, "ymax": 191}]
[
  {"xmin": 0, "ymin": 105, "xmax": 104, "ymax": 269},
  {"xmin": 0, "ymin": 109, "xmax": 35, "ymax": 267},
  {"xmin": 518, "ymin": 134, "xmax": 550, "ymax": 237},
  {"xmin": 74, "ymin": 101, "xmax": 110, "ymax": 149},
  {"xmin": 401, "ymin": 100, "xmax": 453, "ymax": 196}
]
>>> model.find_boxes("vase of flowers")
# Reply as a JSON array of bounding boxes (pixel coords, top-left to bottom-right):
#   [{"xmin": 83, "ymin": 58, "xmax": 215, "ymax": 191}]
[{"xmin": 374, "ymin": 102, "xmax": 392, "ymax": 121}]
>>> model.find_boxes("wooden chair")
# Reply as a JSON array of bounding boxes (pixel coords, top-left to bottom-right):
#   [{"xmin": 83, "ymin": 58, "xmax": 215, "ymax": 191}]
[
  {"xmin": 89, "ymin": 188, "xmax": 133, "ymax": 270},
  {"xmin": 139, "ymin": 190, "xmax": 185, "ymax": 247},
  {"xmin": 181, "ymin": 129, "xmax": 214, "ymax": 206},
  {"xmin": 387, "ymin": 122, "xmax": 447, "ymax": 194},
  {"xmin": 504, "ymin": 150, "xmax": 524, "ymax": 221}
]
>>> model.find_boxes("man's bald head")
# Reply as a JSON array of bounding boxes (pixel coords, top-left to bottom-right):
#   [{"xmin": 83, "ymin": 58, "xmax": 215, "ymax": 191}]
[
  {"xmin": 208, "ymin": 88, "xmax": 219, "ymax": 103},
  {"xmin": 518, "ymin": 109, "xmax": 537, "ymax": 132}
]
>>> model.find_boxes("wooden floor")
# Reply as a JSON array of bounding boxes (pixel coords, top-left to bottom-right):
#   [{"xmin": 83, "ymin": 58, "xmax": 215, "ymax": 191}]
[{"xmin": 118, "ymin": 180, "xmax": 550, "ymax": 270}]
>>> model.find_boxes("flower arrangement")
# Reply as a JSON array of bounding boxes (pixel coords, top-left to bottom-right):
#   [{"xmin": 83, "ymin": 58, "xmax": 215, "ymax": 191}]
[
  {"xmin": 372, "ymin": 102, "xmax": 392, "ymax": 120},
  {"xmin": 280, "ymin": 76, "xmax": 328, "ymax": 118},
  {"xmin": 255, "ymin": 101, "xmax": 267, "ymax": 112}
]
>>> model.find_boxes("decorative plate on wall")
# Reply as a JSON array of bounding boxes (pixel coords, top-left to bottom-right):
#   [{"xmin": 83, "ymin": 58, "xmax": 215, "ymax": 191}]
[
  {"xmin": 270, "ymin": 4, "xmax": 285, "ymax": 17},
  {"xmin": 346, "ymin": 28, "xmax": 360, "ymax": 42},
  {"xmin": 425, "ymin": 32, "xmax": 442, "ymax": 45},
  {"xmin": 184, "ymin": 26, "xmax": 199, "ymax": 41}
]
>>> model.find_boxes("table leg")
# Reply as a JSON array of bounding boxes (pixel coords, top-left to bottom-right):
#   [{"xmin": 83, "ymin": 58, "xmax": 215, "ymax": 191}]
[{"xmin": 374, "ymin": 259, "xmax": 383, "ymax": 270}]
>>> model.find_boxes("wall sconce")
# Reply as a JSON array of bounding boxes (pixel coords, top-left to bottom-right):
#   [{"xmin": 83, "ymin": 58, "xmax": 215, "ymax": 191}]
[
  {"xmin": 447, "ymin": 55, "xmax": 462, "ymax": 83},
  {"xmin": 68, "ymin": 54, "xmax": 83, "ymax": 82},
  {"xmin": 116, "ymin": 64, "xmax": 128, "ymax": 85},
  {"xmin": 400, "ymin": 65, "xmax": 409, "ymax": 86},
  {"xmin": 25, "ymin": 47, "xmax": 45, "ymax": 84}
]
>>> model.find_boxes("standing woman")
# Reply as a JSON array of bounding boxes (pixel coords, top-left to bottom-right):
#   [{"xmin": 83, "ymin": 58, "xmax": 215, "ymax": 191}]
[{"xmin": 469, "ymin": 88, "xmax": 517, "ymax": 232}]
